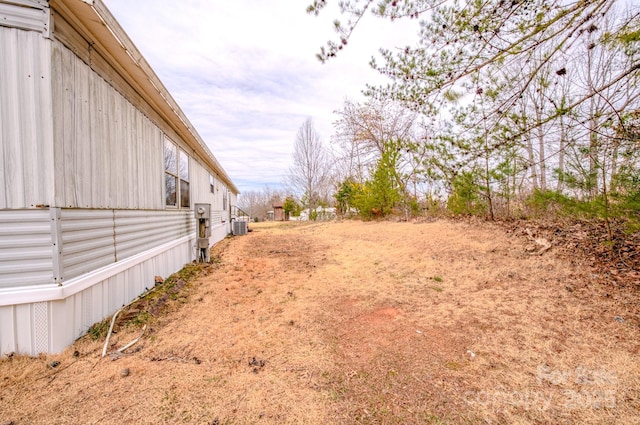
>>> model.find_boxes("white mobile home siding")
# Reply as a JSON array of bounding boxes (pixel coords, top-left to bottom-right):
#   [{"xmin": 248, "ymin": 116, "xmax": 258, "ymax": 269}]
[
  {"xmin": 0, "ymin": 0, "xmax": 240, "ymax": 356},
  {"xmin": 190, "ymin": 159, "xmax": 231, "ymax": 239},
  {"xmin": 0, "ymin": 26, "xmax": 54, "ymax": 209},
  {"xmin": 58, "ymin": 209, "xmax": 192, "ymax": 281},
  {"xmin": 51, "ymin": 41, "xmax": 164, "ymax": 210},
  {"xmin": 0, "ymin": 1, "xmax": 49, "ymax": 35},
  {"xmin": 0, "ymin": 209, "xmax": 53, "ymax": 290}
]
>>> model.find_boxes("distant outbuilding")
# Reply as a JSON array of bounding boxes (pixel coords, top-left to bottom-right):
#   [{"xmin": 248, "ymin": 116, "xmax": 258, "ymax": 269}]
[{"xmin": 272, "ymin": 202, "xmax": 289, "ymax": 221}]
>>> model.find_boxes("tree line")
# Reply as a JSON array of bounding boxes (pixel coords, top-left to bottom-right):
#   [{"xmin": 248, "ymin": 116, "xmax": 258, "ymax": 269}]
[{"xmin": 241, "ymin": 0, "xmax": 639, "ymax": 232}]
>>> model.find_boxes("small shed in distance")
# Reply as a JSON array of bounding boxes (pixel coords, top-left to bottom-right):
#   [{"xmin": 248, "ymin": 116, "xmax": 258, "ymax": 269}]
[{"xmin": 272, "ymin": 203, "xmax": 288, "ymax": 221}]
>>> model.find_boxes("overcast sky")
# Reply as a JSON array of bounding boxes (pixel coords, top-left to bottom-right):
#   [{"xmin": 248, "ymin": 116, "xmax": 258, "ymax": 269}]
[{"xmin": 102, "ymin": 0, "xmax": 418, "ymax": 194}]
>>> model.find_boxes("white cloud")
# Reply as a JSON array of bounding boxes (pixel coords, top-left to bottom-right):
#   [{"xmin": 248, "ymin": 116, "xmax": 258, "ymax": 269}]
[{"xmin": 103, "ymin": 0, "xmax": 419, "ymax": 193}]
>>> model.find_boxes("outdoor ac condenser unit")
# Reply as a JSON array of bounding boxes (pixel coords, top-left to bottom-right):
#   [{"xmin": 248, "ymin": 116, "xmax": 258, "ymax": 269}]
[{"xmin": 232, "ymin": 220, "xmax": 247, "ymax": 236}]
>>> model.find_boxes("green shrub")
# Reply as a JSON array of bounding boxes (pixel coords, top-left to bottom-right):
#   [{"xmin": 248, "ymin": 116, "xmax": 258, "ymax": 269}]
[
  {"xmin": 447, "ymin": 171, "xmax": 487, "ymax": 216},
  {"xmin": 354, "ymin": 149, "xmax": 403, "ymax": 220},
  {"xmin": 525, "ymin": 189, "xmax": 574, "ymax": 219}
]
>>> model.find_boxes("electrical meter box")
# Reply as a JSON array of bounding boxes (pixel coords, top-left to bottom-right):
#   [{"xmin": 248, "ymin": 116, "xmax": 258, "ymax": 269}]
[{"xmin": 194, "ymin": 203, "xmax": 211, "ymax": 261}]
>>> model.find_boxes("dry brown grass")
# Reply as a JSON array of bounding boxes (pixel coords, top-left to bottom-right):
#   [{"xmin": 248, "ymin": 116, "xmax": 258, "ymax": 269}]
[{"xmin": 1, "ymin": 220, "xmax": 639, "ymax": 424}]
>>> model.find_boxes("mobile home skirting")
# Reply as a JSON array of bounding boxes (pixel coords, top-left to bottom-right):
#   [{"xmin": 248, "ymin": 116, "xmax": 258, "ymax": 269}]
[
  {"xmin": 0, "ymin": 235, "xmax": 193, "ymax": 355},
  {"xmin": 0, "ymin": 208, "xmax": 229, "ymax": 356}
]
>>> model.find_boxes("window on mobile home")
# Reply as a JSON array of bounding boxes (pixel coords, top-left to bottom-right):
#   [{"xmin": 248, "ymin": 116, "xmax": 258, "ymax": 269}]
[
  {"xmin": 164, "ymin": 139, "xmax": 190, "ymax": 208},
  {"xmin": 222, "ymin": 186, "xmax": 228, "ymax": 210},
  {"xmin": 164, "ymin": 139, "xmax": 178, "ymax": 206},
  {"xmin": 179, "ymin": 150, "xmax": 190, "ymax": 208}
]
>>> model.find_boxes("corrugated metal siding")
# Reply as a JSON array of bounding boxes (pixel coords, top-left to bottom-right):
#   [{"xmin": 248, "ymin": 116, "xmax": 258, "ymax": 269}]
[
  {"xmin": 59, "ymin": 208, "xmax": 194, "ymax": 281},
  {"xmin": 190, "ymin": 159, "xmax": 219, "ymax": 210},
  {"xmin": 0, "ymin": 209, "xmax": 53, "ymax": 289},
  {"xmin": 189, "ymin": 158, "xmax": 226, "ymax": 226},
  {"xmin": 114, "ymin": 209, "xmax": 193, "ymax": 260},
  {"xmin": 0, "ymin": 1, "xmax": 49, "ymax": 34},
  {"xmin": 0, "ymin": 213, "xmax": 235, "ymax": 355},
  {"xmin": 1, "ymin": 0, "xmax": 47, "ymax": 7},
  {"xmin": 211, "ymin": 210, "xmax": 222, "ymax": 225},
  {"xmin": 0, "ymin": 26, "xmax": 54, "ymax": 209},
  {"xmin": 59, "ymin": 209, "xmax": 115, "ymax": 281},
  {"xmin": 230, "ymin": 192, "xmax": 238, "ymax": 211},
  {"xmin": 0, "ymin": 207, "xmax": 199, "ymax": 289},
  {"xmin": 51, "ymin": 40, "xmax": 164, "ymax": 210}
]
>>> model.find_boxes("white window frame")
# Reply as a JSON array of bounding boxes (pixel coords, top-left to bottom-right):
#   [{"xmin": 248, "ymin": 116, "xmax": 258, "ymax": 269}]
[{"xmin": 164, "ymin": 138, "xmax": 190, "ymax": 209}]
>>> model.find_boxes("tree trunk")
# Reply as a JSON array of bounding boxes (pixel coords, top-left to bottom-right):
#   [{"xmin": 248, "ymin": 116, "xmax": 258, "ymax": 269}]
[
  {"xmin": 520, "ymin": 102, "xmax": 539, "ymax": 192},
  {"xmin": 534, "ymin": 105, "xmax": 547, "ymax": 191},
  {"xmin": 556, "ymin": 114, "xmax": 566, "ymax": 193},
  {"xmin": 588, "ymin": 111, "xmax": 599, "ymax": 200}
]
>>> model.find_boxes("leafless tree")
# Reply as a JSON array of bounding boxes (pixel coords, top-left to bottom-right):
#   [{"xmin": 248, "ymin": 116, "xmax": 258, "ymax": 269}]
[
  {"xmin": 238, "ymin": 185, "xmax": 285, "ymax": 221},
  {"xmin": 333, "ymin": 99, "xmax": 418, "ymax": 182},
  {"xmin": 286, "ymin": 118, "xmax": 333, "ymax": 212}
]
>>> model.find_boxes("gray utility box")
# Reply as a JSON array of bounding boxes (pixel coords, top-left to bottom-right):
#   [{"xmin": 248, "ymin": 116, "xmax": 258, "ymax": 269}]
[
  {"xmin": 194, "ymin": 203, "xmax": 211, "ymax": 261},
  {"xmin": 232, "ymin": 220, "xmax": 247, "ymax": 236}
]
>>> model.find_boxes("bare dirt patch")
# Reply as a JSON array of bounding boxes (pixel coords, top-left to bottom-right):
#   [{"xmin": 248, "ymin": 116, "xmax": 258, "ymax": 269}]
[{"xmin": 1, "ymin": 220, "xmax": 639, "ymax": 424}]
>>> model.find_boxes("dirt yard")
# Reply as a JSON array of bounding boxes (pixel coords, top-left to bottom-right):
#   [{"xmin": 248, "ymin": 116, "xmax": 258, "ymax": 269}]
[{"xmin": 1, "ymin": 220, "xmax": 639, "ymax": 424}]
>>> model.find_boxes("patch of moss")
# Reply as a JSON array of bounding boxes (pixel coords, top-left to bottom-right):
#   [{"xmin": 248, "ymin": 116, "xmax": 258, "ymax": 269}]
[{"xmin": 87, "ymin": 319, "xmax": 110, "ymax": 341}]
